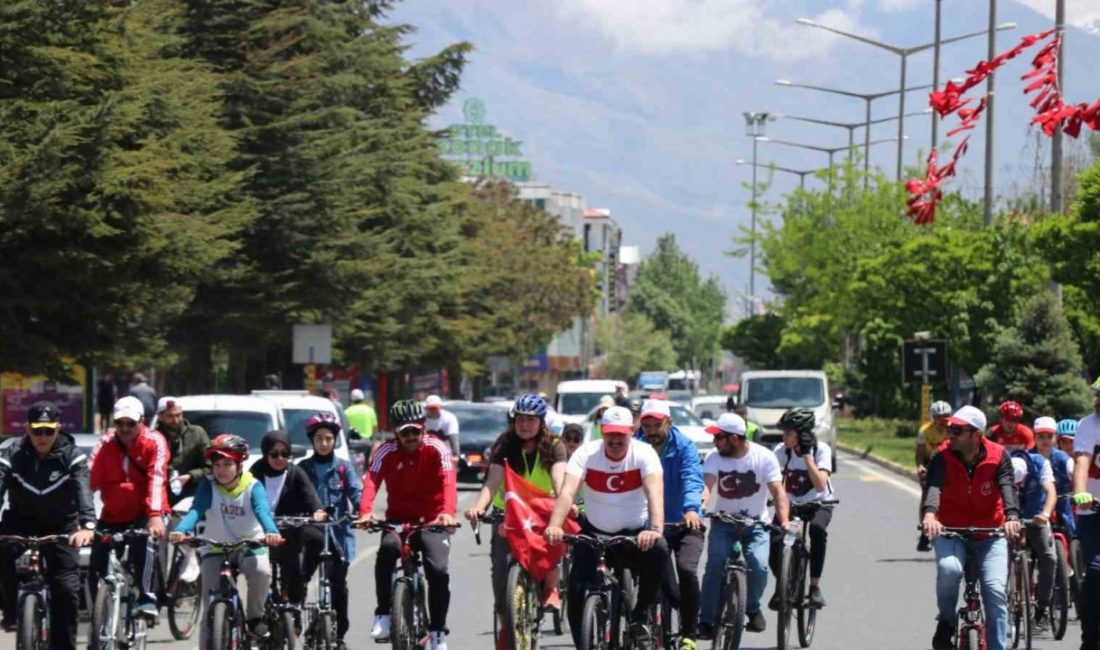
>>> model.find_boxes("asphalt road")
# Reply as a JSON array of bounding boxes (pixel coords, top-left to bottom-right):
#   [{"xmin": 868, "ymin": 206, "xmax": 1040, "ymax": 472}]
[{"xmin": 0, "ymin": 451, "xmax": 1086, "ymax": 649}]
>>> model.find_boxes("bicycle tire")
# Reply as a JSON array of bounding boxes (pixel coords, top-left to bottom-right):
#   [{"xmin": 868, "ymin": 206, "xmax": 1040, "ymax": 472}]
[
  {"xmin": 776, "ymin": 546, "xmax": 793, "ymax": 650},
  {"xmin": 505, "ymin": 563, "xmax": 536, "ymax": 650},
  {"xmin": 92, "ymin": 583, "xmax": 118, "ymax": 650},
  {"xmin": 1053, "ymin": 539, "xmax": 1071, "ymax": 640},
  {"xmin": 208, "ymin": 601, "xmax": 234, "ymax": 650},
  {"xmin": 318, "ymin": 611, "xmax": 336, "ymax": 650},
  {"xmin": 1021, "ymin": 562, "xmax": 1032, "ymax": 650},
  {"xmin": 796, "ymin": 548, "xmax": 816, "ymax": 647},
  {"xmin": 1009, "ymin": 558, "xmax": 1022, "ymax": 650},
  {"xmin": 130, "ymin": 613, "xmax": 148, "ymax": 650},
  {"xmin": 1071, "ymin": 538, "xmax": 1084, "ymax": 618},
  {"xmin": 165, "ymin": 549, "xmax": 202, "ymax": 641},
  {"xmin": 558, "ymin": 554, "xmax": 571, "ymax": 633},
  {"xmin": 579, "ymin": 594, "xmax": 609, "ymax": 650},
  {"xmin": 966, "ymin": 626, "xmax": 981, "ymax": 650},
  {"xmin": 390, "ymin": 580, "xmax": 416, "ymax": 650},
  {"xmin": 272, "ymin": 610, "xmax": 299, "ymax": 650},
  {"xmin": 713, "ymin": 568, "xmax": 746, "ymax": 650},
  {"xmin": 17, "ymin": 593, "xmax": 40, "ymax": 650}
]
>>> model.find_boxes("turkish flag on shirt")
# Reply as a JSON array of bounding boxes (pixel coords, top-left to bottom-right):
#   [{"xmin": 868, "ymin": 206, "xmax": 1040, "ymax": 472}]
[{"xmin": 502, "ymin": 463, "xmax": 579, "ymax": 582}]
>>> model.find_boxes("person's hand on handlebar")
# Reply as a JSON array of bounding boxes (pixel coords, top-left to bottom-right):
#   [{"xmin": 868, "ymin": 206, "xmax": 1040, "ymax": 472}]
[
  {"xmin": 69, "ymin": 529, "xmax": 94, "ymax": 548},
  {"xmin": 168, "ymin": 531, "xmax": 187, "ymax": 544},
  {"xmin": 637, "ymin": 529, "xmax": 662, "ymax": 551},
  {"xmin": 544, "ymin": 526, "xmax": 564, "ymax": 546},
  {"xmin": 431, "ymin": 513, "xmax": 458, "ymax": 528},
  {"xmin": 264, "ymin": 533, "xmax": 284, "ymax": 547},
  {"xmin": 312, "ymin": 510, "xmax": 328, "ymax": 522},
  {"xmin": 682, "ymin": 511, "xmax": 703, "ymax": 531},
  {"xmin": 922, "ymin": 513, "xmax": 943, "ymax": 540},
  {"xmin": 148, "ymin": 514, "xmax": 166, "ymax": 540},
  {"xmin": 463, "ymin": 506, "xmax": 484, "ymax": 526},
  {"xmin": 1003, "ymin": 519, "xmax": 1022, "ymax": 539},
  {"xmin": 356, "ymin": 513, "xmax": 376, "ymax": 528},
  {"xmin": 1073, "ymin": 492, "xmax": 1096, "ymax": 507}
]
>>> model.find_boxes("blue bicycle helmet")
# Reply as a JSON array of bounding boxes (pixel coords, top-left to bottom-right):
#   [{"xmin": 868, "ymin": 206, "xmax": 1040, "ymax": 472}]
[
  {"xmin": 512, "ymin": 393, "xmax": 548, "ymax": 418},
  {"xmin": 1056, "ymin": 418, "xmax": 1078, "ymax": 438}
]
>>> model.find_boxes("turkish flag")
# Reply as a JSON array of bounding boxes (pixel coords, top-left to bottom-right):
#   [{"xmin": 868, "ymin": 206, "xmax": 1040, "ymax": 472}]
[{"xmin": 502, "ymin": 462, "xmax": 578, "ymax": 582}]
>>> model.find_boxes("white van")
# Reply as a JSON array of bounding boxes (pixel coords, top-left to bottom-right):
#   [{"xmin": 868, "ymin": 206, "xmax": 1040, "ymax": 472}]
[
  {"xmin": 554, "ymin": 379, "xmax": 628, "ymax": 425},
  {"xmin": 170, "ymin": 395, "xmax": 282, "ymax": 469},
  {"xmin": 251, "ymin": 390, "xmax": 352, "ymax": 462},
  {"xmin": 738, "ymin": 370, "xmax": 836, "ymax": 463}
]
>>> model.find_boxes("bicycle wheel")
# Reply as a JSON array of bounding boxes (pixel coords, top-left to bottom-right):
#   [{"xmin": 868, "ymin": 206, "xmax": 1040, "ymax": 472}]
[
  {"xmin": 16, "ymin": 593, "xmax": 40, "ymax": 650},
  {"xmin": 1052, "ymin": 539, "xmax": 1071, "ymax": 640},
  {"xmin": 1071, "ymin": 538, "xmax": 1084, "ymax": 618},
  {"xmin": 390, "ymin": 580, "xmax": 416, "ymax": 650},
  {"xmin": 556, "ymin": 553, "xmax": 570, "ymax": 635},
  {"xmin": 713, "ymin": 568, "xmax": 746, "ymax": 650},
  {"xmin": 796, "ymin": 546, "xmax": 816, "ymax": 648},
  {"xmin": 165, "ymin": 549, "xmax": 202, "ymax": 640},
  {"xmin": 579, "ymin": 594, "xmax": 609, "ymax": 650},
  {"xmin": 1008, "ymin": 559, "xmax": 1022, "ymax": 649},
  {"xmin": 505, "ymin": 563, "xmax": 536, "ymax": 650},
  {"xmin": 316, "ymin": 611, "xmax": 336, "ymax": 650},
  {"xmin": 965, "ymin": 626, "xmax": 981, "ymax": 650},
  {"xmin": 1021, "ymin": 564, "xmax": 1032, "ymax": 650},
  {"xmin": 271, "ymin": 610, "xmax": 298, "ymax": 650},
  {"xmin": 129, "ymin": 613, "xmax": 148, "ymax": 650},
  {"xmin": 92, "ymin": 583, "xmax": 118, "ymax": 650},
  {"xmin": 208, "ymin": 601, "xmax": 234, "ymax": 650},
  {"xmin": 776, "ymin": 546, "xmax": 793, "ymax": 650}
]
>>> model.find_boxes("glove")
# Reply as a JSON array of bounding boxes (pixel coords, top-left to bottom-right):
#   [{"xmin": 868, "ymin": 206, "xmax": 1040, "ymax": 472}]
[
  {"xmin": 1073, "ymin": 492, "xmax": 1095, "ymax": 506},
  {"xmin": 798, "ymin": 430, "xmax": 816, "ymax": 457}
]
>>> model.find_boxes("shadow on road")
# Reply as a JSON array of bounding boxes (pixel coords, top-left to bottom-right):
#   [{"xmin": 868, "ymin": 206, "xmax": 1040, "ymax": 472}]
[{"xmin": 876, "ymin": 557, "xmax": 936, "ymax": 564}]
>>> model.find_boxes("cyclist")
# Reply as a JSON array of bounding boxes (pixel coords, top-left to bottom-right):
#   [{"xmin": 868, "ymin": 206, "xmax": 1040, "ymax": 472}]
[
  {"xmin": 562, "ymin": 423, "xmax": 585, "ymax": 459},
  {"xmin": 1056, "ymin": 418, "xmax": 1077, "ymax": 456},
  {"xmin": 0, "ymin": 402, "xmax": 95, "ymax": 650},
  {"xmin": 359, "ymin": 400, "xmax": 458, "ymax": 650},
  {"xmin": 698, "ymin": 412, "xmax": 789, "ymax": 639},
  {"xmin": 88, "ymin": 395, "xmax": 170, "ymax": 619},
  {"xmin": 298, "ymin": 413, "xmax": 362, "ymax": 650},
  {"xmin": 424, "ymin": 394, "xmax": 460, "ymax": 463},
  {"xmin": 345, "ymin": 388, "xmax": 378, "ymax": 440},
  {"xmin": 917, "ymin": 401, "xmax": 954, "ymax": 552},
  {"xmin": 249, "ymin": 430, "xmax": 326, "ymax": 613},
  {"xmin": 1008, "ymin": 421, "xmax": 1057, "ymax": 631},
  {"xmin": 463, "ymin": 394, "xmax": 568, "ymax": 636},
  {"xmin": 635, "ymin": 399, "xmax": 705, "ymax": 650},
  {"xmin": 154, "ymin": 397, "xmax": 210, "ymax": 504},
  {"xmin": 587, "ymin": 394, "xmax": 616, "ymax": 441},
  {"xmin": 768, "ymin": 407, "xmax": 833, "ymax": 609},
  {"xmin": 1034, "ymin": 418, "xmax": 1075, "ymax": 540},
  {"xmin": 544, "ymin": 405, "xmax": 668, "ymax": 650},
  {"xmin": 170, "ymin": 434, "xmax": 283, "ymax": 640},
  {"xmin": 1072, "ymin": 378, "xmax": 1100, "ymax": 650},
  {"xmin": 990, "ymin": 400, "xmax": 1035, "ymax": 451},
  {"xmin": 730, "ymin": 403, "xmax": 760, "ymax": 441},
  {"xmin": 921, "ymin": 405, "xmax": 1022, "ymax": 650}
]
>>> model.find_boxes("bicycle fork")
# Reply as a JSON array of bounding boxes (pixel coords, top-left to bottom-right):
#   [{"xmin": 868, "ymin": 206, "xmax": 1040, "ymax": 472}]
[{"xmin": 958, "ymin": 566, "xmax": 986, "ymax": 650}]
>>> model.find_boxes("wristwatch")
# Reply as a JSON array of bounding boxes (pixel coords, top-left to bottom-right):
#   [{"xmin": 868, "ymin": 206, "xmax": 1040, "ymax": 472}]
[
  {"xmin": 646, "ymin": 524, "xmax": 662, "ymax": 533},
  {"xmin": 83, "ymin": 521, "xmax": 96, "ymax": 530}
]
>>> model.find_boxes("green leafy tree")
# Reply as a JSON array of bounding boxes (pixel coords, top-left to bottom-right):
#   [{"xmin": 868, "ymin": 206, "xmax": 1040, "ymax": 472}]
[
  {"xmin": 975, "ymin": 292, "xmax": 1091, "ymax": 419},
  {"xmin": 595, "ymin": 311, "xmax": 678, "ymax": 381},
  {"xmin": 722, "ymin": 313, "xmax": 797, "ymax": 369}
]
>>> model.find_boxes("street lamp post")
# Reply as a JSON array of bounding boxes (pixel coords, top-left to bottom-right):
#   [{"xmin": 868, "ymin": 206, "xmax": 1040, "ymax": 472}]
[
  {"xmin": 736, "ymin": 159, "xmax": 822, "ymax": 189},
  {"xmin": 778, "ymin": 110, "xmax": 932, "ymax": 166},
  {"xmin": 743, "ymin": 112, "xmax": 775, "ymax": 304},
  {"xmin": 932, "ymin": 0, "xmax": 943, "ymax": 150},
  {"xmin": 984, "ymin": 0, "xmax": 998, "ymax": 225},
  {"xmin": 796, "ymin": 17, "xmax": 1016, "ymax": 184}
]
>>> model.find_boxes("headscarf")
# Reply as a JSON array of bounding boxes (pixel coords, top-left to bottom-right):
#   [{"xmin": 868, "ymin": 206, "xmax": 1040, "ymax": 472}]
[{"xmin": 261, "ymin": 430, "xmax": 292, "ymax": 475}]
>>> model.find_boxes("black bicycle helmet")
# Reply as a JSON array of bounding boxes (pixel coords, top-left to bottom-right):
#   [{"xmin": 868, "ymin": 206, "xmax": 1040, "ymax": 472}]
[
  {"xmin": 627, "ymin": 397, "xmax": 643, "ymax": 415},
  {"xmin": 777, "ymin": 407, "xmax": 815, "ymax": 434},
  {"xmin": 390, "ymin": 399, "xmax": 426, "ymax": 427}
]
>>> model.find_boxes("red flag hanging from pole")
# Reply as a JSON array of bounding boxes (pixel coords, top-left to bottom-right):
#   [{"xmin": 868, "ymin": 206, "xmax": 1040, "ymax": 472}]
[{"xmin": 501, "ymin": 462, "xmax": 579, "ymax": 582}]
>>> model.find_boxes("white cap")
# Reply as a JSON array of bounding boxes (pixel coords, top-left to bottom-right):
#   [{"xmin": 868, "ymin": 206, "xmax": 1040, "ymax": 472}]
[
  {"xmin": 598, "ymin": 395, "xmax": 615, "ymax": 409},
  {"xmin": 350, "ymin": 388, "xmax": 365, "ymax": 402},
  {"xmin": 706, "ymin": 412, "xmax": 747, "ymax": 437},
  {"xmin": 948, "ymin": 405, "xmax": 987, "ymax": 432},
  {"xmin": 424, "ymin": 395, "xmax": 443, "ymax": 408},
  {"xmin": 156, "ymin": 397, "xmax": 180, "ymax": 414},
  {"xmin": 600, "ymin": 406, "xmax": 635, "ymax": 435},
  {"xmin": 112, "ymin": 396, "xmax": 144, "ymax": 423},
  {"xmin": 639, "ymin": 399, "xmax": 671, "ymax": 421},
  {"xmin": 1033, "ymin": 416, "xmax": 1057, "ymax": 434},
  {"xmin": 1011, "ymin": 456, "xmax": 1028, "ymax": 485}
]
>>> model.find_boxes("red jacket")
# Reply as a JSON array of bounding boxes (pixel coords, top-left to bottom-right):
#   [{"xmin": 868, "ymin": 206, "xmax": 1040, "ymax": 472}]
[
  {"xmin": 936, "ymin": 437, "xmax": 1008, "ymax": 529},
  {"xmin": 359, "ymin": 437, "xmax": 456, "ymax": 522},
  {"xmin": 89, "ymin": 425, "xmax": 170, "ymax": 523},
  {"xmin": 989, "ymin": 423, "xmax": 1035, "ymax": 450}
]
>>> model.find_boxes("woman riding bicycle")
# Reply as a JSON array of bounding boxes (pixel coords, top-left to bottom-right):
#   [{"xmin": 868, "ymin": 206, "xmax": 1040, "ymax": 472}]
[{"xmin": 464, "ymin": 393, "xmax": 568, "ymax": 635}]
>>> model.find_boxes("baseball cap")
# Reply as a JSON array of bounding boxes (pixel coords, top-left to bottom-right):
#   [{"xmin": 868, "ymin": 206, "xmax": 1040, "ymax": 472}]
[
  {"xmin": 156, "ymin": 397, "xmax": 180, "ymax": 414},
  {"xmin": 600, "ymin": 406, "xmax": 635, "ymax": 435},
  {"xmin": 706, "ymin": 412, "xmax": 747, "ymax": 437},
  {"xmin": 112, "ymin": 396, "xmax": 144, "ymax": 423},
  {"xmin": 598, "ymin": 395, "xmax": 615, "ymax": 409},
  {"xmin": 640, "ymin": 399, "xmax": 671, "ymax": 421},
  {"xmin": 947, "ymin": 405, "xmax": 987, "ymax": 431},
  {"xmin": 27, "ymin": 401, "xmax": 61, "ymax": 428},
  {"xmin": 1033, "ymin": 416, "xmax": 1057, "ymax": 434},
  {"xmin": 424, "ymin": 395, "xmax": 443, "ymax": 408},
  {"xmin": 350, "ymin": 388, "xmax": 365, "ymax": 402}
]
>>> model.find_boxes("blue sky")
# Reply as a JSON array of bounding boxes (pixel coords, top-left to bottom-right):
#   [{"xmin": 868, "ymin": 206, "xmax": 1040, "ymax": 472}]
[{"xmin": 388, "ymin": 0, "xmax": 1100, "ymax": 311}]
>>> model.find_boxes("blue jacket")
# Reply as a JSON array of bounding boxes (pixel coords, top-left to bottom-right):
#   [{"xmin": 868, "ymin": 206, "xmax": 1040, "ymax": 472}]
[
  {"xmin": 634, "ymin": 426, "xmax": 704, "ymax": 524},
  {"xmin": 1012, "ymin": 450, "xmax": 1049, "ymax": 520},
  {"xmin": 298, "ymin": 455, "xmax": 363, "ymax": 560}
]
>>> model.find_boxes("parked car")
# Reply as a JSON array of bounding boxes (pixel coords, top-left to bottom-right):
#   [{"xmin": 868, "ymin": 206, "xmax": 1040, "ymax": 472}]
[
  {"xmin": 250, "ymin": 390, "xmax": 353, "ymax": 462},
  {"xmin": 444, "ymin": 400, "xmax": 510, "ymax": 484},
  {"xmin": 690, "ymin": 395, "xmax": 729, "ymax": 422},
  {"xmin": 554, "ymin": 379, "xmax": 628, "ymax": 425},
  {"xmin": 669, "ymin": 403, "xmax": 714, "ymax": 462},
  {"xmin": 167, "ymin": 395, "xmax": 281, "ymax": 469}
]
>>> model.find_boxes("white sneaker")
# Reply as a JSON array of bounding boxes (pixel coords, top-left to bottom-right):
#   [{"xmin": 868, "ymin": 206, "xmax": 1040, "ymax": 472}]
[
  {"xmin": 429, "ymin": 630, "xmax": 448, "ymax": 650},
  {"xmin": 370, "ymin": 615, "xmax": 391, "ymax": 640}
]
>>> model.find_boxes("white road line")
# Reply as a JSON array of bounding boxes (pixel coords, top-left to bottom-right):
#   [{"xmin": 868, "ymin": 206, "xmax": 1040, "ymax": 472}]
[{"xmin": 842, "ymin": 452, "xmax": 922, "ymax": 498}]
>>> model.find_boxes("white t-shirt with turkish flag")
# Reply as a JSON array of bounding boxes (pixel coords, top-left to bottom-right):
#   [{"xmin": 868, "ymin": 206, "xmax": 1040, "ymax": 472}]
[
  {"xmin": 703, "ymin": 442, "xmax": 782, "ymax": 523},
  {"xmin": 1074, "ymin": 414, "xmax": 1100, "ymax": 516},
  {"xmin": 566, "ymin": 439, "xmax": 663, "ymax": 533}
]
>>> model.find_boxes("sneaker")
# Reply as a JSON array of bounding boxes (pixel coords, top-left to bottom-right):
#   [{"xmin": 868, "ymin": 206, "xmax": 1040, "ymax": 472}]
[
  {"xmin": 247, "ymin": 618, "xmax": 269, "ymax": 638},
  {"xmin": 1034, "ymin": 607, "xmax": 1049, "ymax": 631},
  {"xmin": 429, "ymin": 630, "xmax": 448, "ymax": 650},
  {"xmin": 809, "ymin": 586, "xmax": 826, "ymax": 609},
  {"xmin": 543, "ymin": 587, "xmax": 562, "ymax": 612},
  {"xmin": 335, "ymin": 641, "xmax": 347, "ymax": 650},
  {"xmin": 932, "ymin": 621, "xmax": 955, "ymax": 650},
  {"xmin": 697, "ymin": 622, "xmax": 714, "ymax": 641},
  {"xmin": 679, "ymin": 638, "xmax": 697, "ymax": 650},
  {"xmin": 627, "ymin": 622, "xmax": 653, "ymax": 650},
  {"xmin": 746, "ymin": 610, "xmax": 767, "ymax": 633},
  {"xmin": 768, "ymin": 591, "xmax": 782, "ymax": 611},
  {"xmin": 917, "ymin": 534, "xmax": 932, "ymax": 553},
  {"xmin": 370, "ymin": 615, "xmax": 391, "ymax": 641},
  {"xmin": 134, "ymin": 599, "xmax": 158, "ymax": 620}
]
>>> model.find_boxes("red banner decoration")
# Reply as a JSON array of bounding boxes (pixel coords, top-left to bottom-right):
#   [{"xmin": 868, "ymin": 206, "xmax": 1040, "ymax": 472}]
[{"xmin": 907, "ymin": 28, "xmax": 1100, "ymax": 224}]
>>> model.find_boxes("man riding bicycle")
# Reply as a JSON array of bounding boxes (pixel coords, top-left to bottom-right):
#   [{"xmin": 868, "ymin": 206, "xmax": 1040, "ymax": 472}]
[
  {"xmin": 634, "ymin": 399, "xmax": 705, "ymax": 650},
  {"xmin": 424, "ymin": 395, "xmax": 461, "ymax": 464},
  {"xmin": 88, "ymin": 396, "xmax": 170, "ymax": 619},
  {"xmin": 463, "ymin": 393, "xmax": 568, "ymax": 638},
  {"xmin": 0, "ymin": 402, "xmax": 96, "ymax": 650},
  {"xmin": 990, "ymin": 401, "xmax": 1035, "ymax": 451},
  {"xmin": 1042, "ymin": 419, "xmax": 1076, "ymax": 537},
  {"xmin": 917, "ymin": 401, "xmax": 953, "ymax": 552},
  {"xmin": 359, "ymin": 400, "xmax": 458, "ymax": 650},
  {"xmin": 545, "ymin": 405, "xmax": 668, "ymax": 650},
  {"xmin": 154, "ymin": 396, "xmax": 209, "ymax": 505},
  {"xmin": 1072, "ymin": 378, "xmax": 1100, "ymax": 650},
  {"xmin": 768, "ymin": 407, "xmax": 833, "ymax": 610},
  {"xmin": 921, "ymin": 405, "xmax": 1022, "ymax": 650},
  {"xmin": 698, "ymin": 412, "xmax": 789, "ymax": 639},
  {"xmin": 1009, "ymin": 419, "xmax": 1058, "ymax": 631}
]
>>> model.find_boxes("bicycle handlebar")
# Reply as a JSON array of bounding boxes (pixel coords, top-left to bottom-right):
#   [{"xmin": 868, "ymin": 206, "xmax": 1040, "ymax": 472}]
[
  {"xmin": 0, "ymin": 534, "xmax": 70, "ymax": 547},
  {"xmin": 275, "ymin": 515, "xmax": 353, "ymax": 529},
  {"xmin": 357, "ymin": 521, "xmax": 462, "ymax": 535},
  {"xmin": 706, "ymin": 512, "xmax": 784, "ymax": 533},
  {"xmin": 94, "ymin": 528, "xmax": 150, "ymax": 543},
  {"xmin": 174, "ymin": 537, "xmax": 269, "ymax": 550},
  {"xmin": 936, "ymin": 526, "xmax": 1007, "ymax": 540},
  {"xmin": 471, "ymin": 510, "xmax": 504, "ymax": 546},
  {"xmin": 561, "ymin": 533, "xmax": 638, "ymax": 550}
]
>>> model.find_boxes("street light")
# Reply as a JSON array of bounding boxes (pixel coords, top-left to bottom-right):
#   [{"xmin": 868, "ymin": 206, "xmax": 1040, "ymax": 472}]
[
  {"xmin": 757, "ymin": 135, "xmax": 903, "ymax": 197},
  {"xmin": 796, "ymin": 17, "xmax": 1016, "ymax": 183},
  {"xmin": 775, "ymin": 109, "xmax": 933, "ymax": 166},
  {"xmin": 743, "ymin": 112, "xmax": 776, "ymax": 303},
  {"xmin": 735, "ymin": 159, "xmax": 823, "ymax": 189}
]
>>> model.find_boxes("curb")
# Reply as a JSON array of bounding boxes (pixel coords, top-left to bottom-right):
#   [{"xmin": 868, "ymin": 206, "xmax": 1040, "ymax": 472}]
[{"xmin": 836, "ymin": 441, "xmax": 920, "ymax": 483}]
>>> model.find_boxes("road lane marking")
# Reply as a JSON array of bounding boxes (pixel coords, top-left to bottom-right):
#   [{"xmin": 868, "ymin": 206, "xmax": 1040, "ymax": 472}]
[{"xmin": 843, "ymin": 452, "xmax": 922, "ymax": 497}]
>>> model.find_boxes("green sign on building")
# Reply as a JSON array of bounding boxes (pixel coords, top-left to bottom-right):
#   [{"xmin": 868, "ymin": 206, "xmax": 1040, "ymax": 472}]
[{"xmin": 437, "ymin": 98, "xmax": 532, "ymax": 182}]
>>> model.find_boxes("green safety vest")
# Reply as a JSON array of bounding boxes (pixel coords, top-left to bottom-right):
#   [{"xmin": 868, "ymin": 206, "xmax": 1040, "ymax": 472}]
[{"xmin": 492, "ymin": 450, "xmax": 555, "ymax": 509}]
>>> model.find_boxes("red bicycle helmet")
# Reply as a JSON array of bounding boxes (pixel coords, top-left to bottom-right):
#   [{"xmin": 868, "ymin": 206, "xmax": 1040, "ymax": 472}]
[
  {"xmin": 998, "ymin": 401, "xmax": 1024, "ymax": 419},
  {"xmin": 306, "ymin": 412, "xmax": 341, "ymax": 438},
  {"xmin": 205, "ymin": 434, "xmax": 250, "ymax": 464}
]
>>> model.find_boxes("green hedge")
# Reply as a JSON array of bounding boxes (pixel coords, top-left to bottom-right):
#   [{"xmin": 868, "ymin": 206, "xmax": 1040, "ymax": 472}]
[{"xmin": 836, "ymin": 418, "xmax": 922, "ymax": 468}]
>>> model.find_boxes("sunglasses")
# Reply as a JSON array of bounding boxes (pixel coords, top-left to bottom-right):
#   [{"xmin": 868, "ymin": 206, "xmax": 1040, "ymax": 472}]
[
  {"xmin": 268, "ymin": 450, "xmax": 291, "ymax": 459},
  {"xmin": 28, "ymin": 426, "xmax": 59, "ymax": 437},
  {"xmin": 397, "ymin": 427, "xmax": 423, "ymax": 437},
  {"xmin": 948, "ymin": 425, "xmax": 974, "ymax": 436},
  {"xmin": 114, "ymin": 419, "xmax": 138, "ymax": 430},
  {"xmin": 562, "ymin": 436, "xmax": 583, "ymax": 444}
]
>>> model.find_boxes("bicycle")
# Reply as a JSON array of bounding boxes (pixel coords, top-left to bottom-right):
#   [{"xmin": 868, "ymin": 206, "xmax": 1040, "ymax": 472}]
[
  {"xmin": 0, "ymin": 534, "xmax": 70, "ymax": 650},
  {"xmin": 1006, "ymin": 526, "xmax": 1033, "ymax": 650},
  {"xmin": 161, "ymin": 499, "xmax": 203, "ymax": 640},
  {"xmin": 269, "ymin": 515, "xmax": 335, "ymax": 650},
  {"xmin": 89, "ymin": 527, "xmax": 152, "ymax": 650},
  {"xmin": 563, "ymin": 532, "xmax": 655, "ymax": 650},
  {"xmin": 705, "ymin": 512, "xmax": 779, "ymax": 650},
  {"xmin": 938, "ymin": 527, "xmax": 1007, "ymax": 650},
  {"xmin": 299, "ymin": 515, "xmax": 351, "ymax": 650},
  {"xmin": 360, "ymin": 520, "xmax": 460, "ymax": 650},
  {"xmin": 652, "ymin": 523, "xmax": 690, "ymax": 650},
  {"xmin": 1044, "ymin": 511, "xmax": 1072, "ymax": 640},
  {"xmin": 177, "ymin": 536, "xmax": 269, "ymax": 650},
  {"xmin": 776, "ymin": 500, "xmax": 838, "ymax": 650}
]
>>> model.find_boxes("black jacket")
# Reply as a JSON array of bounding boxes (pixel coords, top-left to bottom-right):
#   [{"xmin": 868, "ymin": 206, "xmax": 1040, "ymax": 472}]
[
  {"xmin": 248, "ymin": 459, "xmax": 323, "ymax": 517},
  {"xmin": 158, "ymin": 420, "xmax": 210, "ymax": 504},
  {"xmin": 0, "ymin": 432, "xmax": 96, "ymax": 533}
]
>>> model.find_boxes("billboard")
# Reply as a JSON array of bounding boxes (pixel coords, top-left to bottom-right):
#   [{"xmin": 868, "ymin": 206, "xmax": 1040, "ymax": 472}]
[{"xmin": 2, "ymin": 366, "xmax": 88, "ymax": 436}]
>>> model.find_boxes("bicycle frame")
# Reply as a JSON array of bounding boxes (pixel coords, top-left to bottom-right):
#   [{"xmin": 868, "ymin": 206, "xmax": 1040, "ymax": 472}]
[
  {"xmin": 178, "ymin": 537, "xmax": 266, "ymax": 648},
  {"xmin": 1, "ymin": 535, "xmax": 67, "ymax": 650},
  {"xmin": 563, "ymin": 533, "xmax": 637, "ymax": 647},
  {"xmin": 937, "ymin": 527, "xmax": 1005, "ymax": 650},
  {"xmin": 94, "ymin": 528, "xmax": 151, "ymax": 649}
]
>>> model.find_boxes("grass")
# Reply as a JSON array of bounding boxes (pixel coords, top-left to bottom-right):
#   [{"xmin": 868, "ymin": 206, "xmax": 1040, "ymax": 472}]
[{"xmin": 836, "ymin": 417, "xmax": 922, "ymax": 468}]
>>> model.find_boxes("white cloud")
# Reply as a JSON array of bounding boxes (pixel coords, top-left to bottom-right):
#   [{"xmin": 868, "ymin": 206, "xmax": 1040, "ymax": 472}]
[
  {"xmin": 555, "ymin": 0, "xmax": 879, "ymax": 62},
  {"xmin": 1011, "ymin": 0, "xmax": 1100, "ymax": 35},
  {"xmin": 876, "ymin": 0, "xmax": 922, "ymax": 10}
]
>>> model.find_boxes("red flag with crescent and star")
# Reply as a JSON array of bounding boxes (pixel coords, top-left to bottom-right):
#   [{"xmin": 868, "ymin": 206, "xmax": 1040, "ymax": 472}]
[{"xmin": 501, "ymin": 462, "xmax": 579, "ymax": 583}]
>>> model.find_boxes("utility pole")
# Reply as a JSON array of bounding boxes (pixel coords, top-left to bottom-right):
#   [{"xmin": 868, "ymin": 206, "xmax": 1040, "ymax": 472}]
[
  {"xmin": 743, "ymin": 112, "xmax": 773, "ymax": 305},
  {"xmin": 1051, "ymin": 0, "xmax": 1066, "ymax": 216},
  {"xmin": 984, "ymin": 0, "xmax": 998, "ymax": 225},
  {"xmin": 932, "ymin": 0, "xmax": 943, "ymax": 151}
]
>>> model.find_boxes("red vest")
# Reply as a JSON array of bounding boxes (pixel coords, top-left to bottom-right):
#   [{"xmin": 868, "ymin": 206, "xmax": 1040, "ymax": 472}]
[{"xmin": 936, "ymin": 437, "xmax": 1007, "ymax": 528}]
